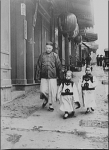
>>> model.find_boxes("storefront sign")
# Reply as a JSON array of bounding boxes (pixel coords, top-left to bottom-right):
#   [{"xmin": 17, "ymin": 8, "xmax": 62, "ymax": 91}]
[
  {"xmin": 21, "ymin": 3, "xmax": 26, "ymax": 16},
  {"xmin": 33, "ymin": 3, "xmax": 38, "ymax": 27}
]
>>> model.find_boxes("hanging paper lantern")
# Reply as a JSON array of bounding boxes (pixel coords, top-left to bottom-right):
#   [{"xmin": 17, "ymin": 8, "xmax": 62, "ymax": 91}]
[
  {"xmin": 59, "ymin": 12, "xmax": 77, "ymax": 36},
  {"xmin": 74, "ymin": 35, "xmax": 82, "ymax": 44},
  {"xmin": 72, "ymin": 23, "xmax": 79, "ymax": 38}
]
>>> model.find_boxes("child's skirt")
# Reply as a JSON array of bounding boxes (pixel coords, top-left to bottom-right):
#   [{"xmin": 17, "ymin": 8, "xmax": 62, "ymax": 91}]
[
  {"xmin": 82, "ymin": 90, "xmax": 96, "ymax": 108},
  {"xmin": 60, "ymin": 95, "xmax": 75, "ymax": 112}
]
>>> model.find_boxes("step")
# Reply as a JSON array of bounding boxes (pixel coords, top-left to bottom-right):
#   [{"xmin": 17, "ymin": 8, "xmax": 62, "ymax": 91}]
[
  {"xmin": 12, "ymin": 91, "xmax": 25, "ymax": 100},
  {"xmin": 1, "ymin": 91, "xmax": 25, "ymax": 105}
]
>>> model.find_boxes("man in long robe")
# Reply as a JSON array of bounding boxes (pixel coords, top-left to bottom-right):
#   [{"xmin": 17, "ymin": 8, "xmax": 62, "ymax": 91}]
[{"xmin": 35, "ymin": 41, "xmax": 62, "ymax": 111}]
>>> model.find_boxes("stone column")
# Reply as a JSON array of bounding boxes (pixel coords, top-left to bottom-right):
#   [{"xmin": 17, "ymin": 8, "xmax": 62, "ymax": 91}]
[
  {"xmin": 11, "ymin": 0, "xmax": 17, "ymax": 84},
  {"xmin": 79, "ymin": 44, "xmax": 82, "ymax": 62},
  {"xmin": 65, "ymin": 34, "xmax": 69, "ymax": 69},
  {"xmin": 15, "ymin": 0, "xmax": 27, "ymax": 84},
  {"xmin": 50, "ymin": 6, "xmax": 54, "ymax": 43},
  {"xmin": 26, "ymin": 0, "xmax": 35, "ymax": 84},
  {"xmin": 58, "ymin": 32, "xmax": 62, "ymax": 60},
  {"xmin": 1, "ymin": 0, "xmax": 12, "ymax": 104},
  {"xmin": 58, "ymin": 17, "xmax": 62, "ymax": 61},
  {"xmin": 71, "ymin": 40, "xmax": 76, "ymax": 66}
]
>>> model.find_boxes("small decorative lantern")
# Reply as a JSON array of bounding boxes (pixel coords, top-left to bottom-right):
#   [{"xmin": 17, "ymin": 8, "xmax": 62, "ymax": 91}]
[{"xmin": 74, "ymin": 35, "xmax": 82, "ymax": 44}]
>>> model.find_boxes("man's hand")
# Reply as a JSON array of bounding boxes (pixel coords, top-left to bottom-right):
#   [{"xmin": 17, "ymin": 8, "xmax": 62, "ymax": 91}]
[{"xmin": 56, "ymin": 97, "xmax": 60, "ymax": 104}]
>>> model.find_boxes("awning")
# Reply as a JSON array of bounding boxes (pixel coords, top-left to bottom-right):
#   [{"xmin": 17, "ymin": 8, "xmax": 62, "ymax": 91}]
[
  {"xmin": 104, "ymin": 48, "xmax": 109, "ymax": 51},
  {"xmin": 52, "ymin": 0, "xmax": 94, "ymax": 28},
  {"xmin": 82, "ymin": 42, "xmax": 98, "ymax": 50},
  {"xmin": 82, "ymin": 33, "xmax": 98, "ymax": 42}
]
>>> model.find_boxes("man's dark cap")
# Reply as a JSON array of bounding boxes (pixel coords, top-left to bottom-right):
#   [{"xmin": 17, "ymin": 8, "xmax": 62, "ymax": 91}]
[{"xmin": 46, "ymin": 41, "xmax": 53, "ymax": 46}]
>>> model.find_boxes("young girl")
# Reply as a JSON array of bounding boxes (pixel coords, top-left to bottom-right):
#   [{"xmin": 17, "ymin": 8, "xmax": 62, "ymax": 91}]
[
  {"xmin": 57, "ymin": 70, "xmax": 80, "ymax": 119},
  {"xmin": 78, "ymin": 66, "xmax": 98, "ymax": 114}
]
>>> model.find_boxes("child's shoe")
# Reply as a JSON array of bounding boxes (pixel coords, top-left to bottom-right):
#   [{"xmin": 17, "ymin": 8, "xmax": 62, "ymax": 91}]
[
  {"xmin": 63, "ymin": 112, "xmax": 69, "ymax": 119},
  {"xmin": 85, "ymin": 108, "xmax": 90, "ymax": 114},
  {"xmin": 91, "ymin": 107, "xmax": 94, "ymax": 111},
  {"xmin": 75, "ymin": 102, "xmax": 81, "ymax": 109},
  {"xmin": 69, "ymin": 111, "xmax": 76, "ymax": 117}
]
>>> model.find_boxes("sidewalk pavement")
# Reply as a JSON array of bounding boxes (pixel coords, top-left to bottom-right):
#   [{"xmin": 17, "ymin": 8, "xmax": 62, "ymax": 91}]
[{"xmin": 1, "ymin": 65, "xmax": 108, "ymax": 149}]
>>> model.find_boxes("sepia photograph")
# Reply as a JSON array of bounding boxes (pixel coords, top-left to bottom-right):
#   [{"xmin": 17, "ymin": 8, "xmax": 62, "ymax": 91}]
[{"xmin": 1, "ymin": 0, "xmax": 108, "ymax": 149}]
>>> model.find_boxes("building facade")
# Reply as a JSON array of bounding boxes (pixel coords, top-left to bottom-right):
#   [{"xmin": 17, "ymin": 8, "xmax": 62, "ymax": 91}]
[{"xmin": 0, "ymin": 0, "xmax": 97, "ymax": 104}]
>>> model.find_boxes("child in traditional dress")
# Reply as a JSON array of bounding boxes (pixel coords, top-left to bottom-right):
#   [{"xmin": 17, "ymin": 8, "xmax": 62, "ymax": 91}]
[
  {"xmin": 78, "ymin": 66, "xmax": 98, "ymax": 114},
  {"xmin": 57, "ymin": 70, "xmax": 80, "ymax": 119}
]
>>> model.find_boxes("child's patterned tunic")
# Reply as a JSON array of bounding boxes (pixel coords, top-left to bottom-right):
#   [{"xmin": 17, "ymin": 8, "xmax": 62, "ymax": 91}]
[
  {"xmin": 57, "ymin": 80, "xmax": 80, "ymax": 112},
  {"xmin": 78, "ymin": 74, "xmax": 98, "ymax": 108}
]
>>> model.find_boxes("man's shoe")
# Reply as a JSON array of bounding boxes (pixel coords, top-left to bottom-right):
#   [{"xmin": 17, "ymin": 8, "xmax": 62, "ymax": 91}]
[
  {"xmin": 48, "ymin": 107, "xmax": 54, "ymax": 111},
  {"xmin": 42, "ymin": 101, "xmax": 48, "ymax": 108},
  {"xmin": 48, "ymin": 104, "xmax": 54, "ymax": 111}
]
